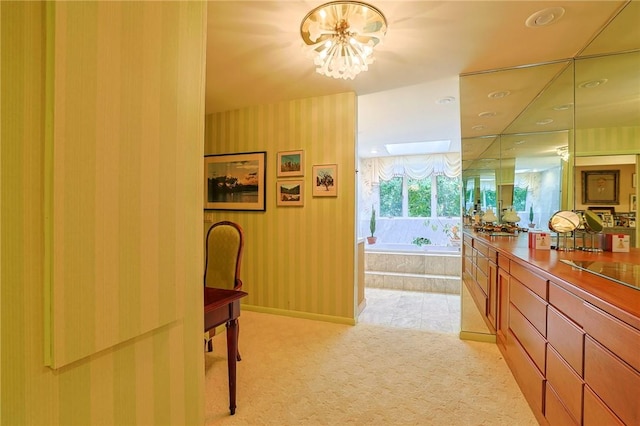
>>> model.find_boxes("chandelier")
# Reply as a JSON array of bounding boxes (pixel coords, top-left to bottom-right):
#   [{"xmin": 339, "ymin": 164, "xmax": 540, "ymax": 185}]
[{"xmin": 300, "ymin": 1, "xmax": 388, "ymax": 80}]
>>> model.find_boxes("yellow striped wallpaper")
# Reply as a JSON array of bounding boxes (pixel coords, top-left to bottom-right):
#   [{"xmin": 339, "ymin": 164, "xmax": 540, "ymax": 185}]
[
  {"xmin": 204, "ymin": 93, "xmax": 359, "ymax": 323},
  {"xmin": 2, "ymin": 1, "xmax": 206, "ymax": 424},
  {"xmin": 575, "ymin": 126, "xmax": 640, "ymax": 156}
]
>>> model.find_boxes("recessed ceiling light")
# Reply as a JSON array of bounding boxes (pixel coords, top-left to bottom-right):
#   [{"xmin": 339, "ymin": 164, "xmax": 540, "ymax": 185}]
[
  {"xmin": 525, "ymin": 7, "xmax": 565, "ymax": 27},
  {"xmin": 471, "ymin": 125, "xmax": 487, "ymax": 131},
  {"xmin": 536, "ymin": 118, "xmax": 554, "ymax": 125},
  {"xmin": 578, "ymin": 79, "xmax": 608, "ymax": 89},
  {"xmin": 436, "ymin": 96, "xmax": 456, "ymax": 105},
  {"xmin": 478, "ymin": 111, "xmax": 496, "ymax": 118},
  {"xmin": 488, "ymin": 90, "xmax": 510, "ymax": 99},
  {"xmin": 384, "ymin": 140, "xmax": 451, "ymax": 155},
  {"xmin": 553, "ymin": 103, "xmax": 573, "ymax": 111},
  {"xmin": 370, "ymin": 148, "xmax": 378, "ymax": 154}
]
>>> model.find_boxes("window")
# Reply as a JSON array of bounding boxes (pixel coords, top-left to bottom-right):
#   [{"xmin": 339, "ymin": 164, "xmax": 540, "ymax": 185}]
[
  {"xmin": 513, "ymin": 186, "xmax": 528, "ymax": 211},
  {"xmin": 379, "ymin": 175, "xmax": 460, "ymax": 218},
  {"xmin": 379, "ymin": 176, "xmax": 402, "ymax": 217},
  {"xmin": 436, "ymin": 175, "xmax": 461, "ymax": 217},
  {"xmin": 408, "ymin": 178, "xmax": 431, "ymax": 217}
]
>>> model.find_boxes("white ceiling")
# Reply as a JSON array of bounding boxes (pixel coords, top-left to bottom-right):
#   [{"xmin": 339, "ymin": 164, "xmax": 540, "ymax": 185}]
[{"xmin": 205, "ymin": 1, "xmax": 632, "ymax": 158}]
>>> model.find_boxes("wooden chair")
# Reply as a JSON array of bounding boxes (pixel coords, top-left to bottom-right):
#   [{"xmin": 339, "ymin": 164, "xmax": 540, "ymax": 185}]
[{"xmin": 204, "ymin": 221, "xmax": 244, "ymax": 360}]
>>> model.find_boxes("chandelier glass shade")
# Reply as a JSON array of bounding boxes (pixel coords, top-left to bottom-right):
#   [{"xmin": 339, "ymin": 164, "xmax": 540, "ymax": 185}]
[{"xmin": 300, "ymin": 1, "xmax": 388, "ymax": 80}]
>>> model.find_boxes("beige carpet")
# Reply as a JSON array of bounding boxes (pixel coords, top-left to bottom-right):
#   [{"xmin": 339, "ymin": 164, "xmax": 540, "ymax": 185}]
[{"xmin": 205, "ymin": 311, "xmax": 537, "ymax": 425}]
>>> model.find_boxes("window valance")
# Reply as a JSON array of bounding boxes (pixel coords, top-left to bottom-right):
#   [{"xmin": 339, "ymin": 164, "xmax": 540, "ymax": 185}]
[{"xmin": 362, "ymin": 153, "xmax": 461, "ymax": 185}]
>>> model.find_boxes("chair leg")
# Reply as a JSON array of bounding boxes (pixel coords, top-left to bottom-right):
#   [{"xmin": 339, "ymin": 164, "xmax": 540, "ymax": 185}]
[{"xmin": 236, "ymin": 321, "xmax": 241, "ymax": 361}]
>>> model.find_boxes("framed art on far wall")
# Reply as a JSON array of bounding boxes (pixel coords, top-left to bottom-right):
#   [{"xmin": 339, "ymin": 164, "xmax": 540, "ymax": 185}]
[
  {"xmin": 631, "ymin": 194, "xmax": 637, "ymax": 212},
  {"xmin": 204, "ymin": 151, "xmax": 266, "ymax": 211},
  {"xmin": 277, "ymin": 150, "xmax": 304, "ymax": 177},
  {"xmin": 276, "ymin": 180, "xmax": 304, "ymax": 206},
  {"xmin": 582, "ymin": 170, "xmax": 619, "ymax": 205},
  {"xmin": 312, "ymin": 164, "xmax": 338, "ymax": 197}
]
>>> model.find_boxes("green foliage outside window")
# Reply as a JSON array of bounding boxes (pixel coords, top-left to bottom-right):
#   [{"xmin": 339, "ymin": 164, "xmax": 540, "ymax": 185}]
[
  {"xmin": 513, "ymin": 187, "xmax": 528, "ymax": 211},
  {"xmin": 379, "ymin": 177, "xmax": 402, "ymax": 217},
  {"xmin": 482, "ymin": 189, "xmax": 496, "ymax": 209},
  {"xmin": 379, "ymin": 175, "xmax": 462, "ymax": 218},
  {"xmin": 436, "ymin": 175, "xmax": 461, "ymax": 217},
  {"xmin": 408, "ymin": 178, "xmax": 431, "ymax": 217}
]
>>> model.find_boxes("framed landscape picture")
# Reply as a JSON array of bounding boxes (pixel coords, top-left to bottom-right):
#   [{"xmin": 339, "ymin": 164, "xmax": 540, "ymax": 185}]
[
  {"xmin": 277, "ymin": 150, "xmax": 304, "ymax": 177},
  {"xmin": 312, "ymin": 164, "xmax": 338, "ymax": 197},
  {"xmin": 204, "ymin": 151, "xmax": 266, "ymax": 211},
  {"xmin": 276, "ymin": 180, "xmax": 304, "ymax": 206}
]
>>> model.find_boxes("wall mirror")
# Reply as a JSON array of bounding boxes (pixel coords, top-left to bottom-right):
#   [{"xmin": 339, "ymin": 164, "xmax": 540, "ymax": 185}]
[{"xmin": 460, "ymin": 1, "xmax": 639, "ymax": 338}]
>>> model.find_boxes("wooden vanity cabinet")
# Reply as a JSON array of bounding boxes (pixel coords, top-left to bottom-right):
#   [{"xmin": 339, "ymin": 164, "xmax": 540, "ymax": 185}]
[
  {"xmin": 462, "ymin": 232, "xmax": 640, "ymax": 426},
  {"xmin": 462, "ymin": 236, "xmax": 497, "ymax": 330},
  {"xmin": 486, "ymin": 247, "xmax": 498, "ymax": 329},
  {"xmin": 496, "ymin": 257, "xmax": 510, "ymax": 350}
]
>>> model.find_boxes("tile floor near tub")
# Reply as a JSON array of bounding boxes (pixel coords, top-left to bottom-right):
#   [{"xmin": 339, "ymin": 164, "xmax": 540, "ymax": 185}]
[{"xmin": 358, "ymin": 287, "xmax": 461, "ymax": 333}]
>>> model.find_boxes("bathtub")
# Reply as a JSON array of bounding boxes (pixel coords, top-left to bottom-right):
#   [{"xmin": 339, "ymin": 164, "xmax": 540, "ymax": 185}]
[
  {"xmin": 366, "ymin": 242, "xmax": 461, "ymax": 254},
  {"xmin": 364, "ymin": 243, "xmax": 461, "ymax": 294}
]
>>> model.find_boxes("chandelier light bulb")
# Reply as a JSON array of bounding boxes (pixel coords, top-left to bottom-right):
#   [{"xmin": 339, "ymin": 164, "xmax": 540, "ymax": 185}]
[{"xmin": 300, "ymin": 1, "xmax": 388, "ymax": 80}]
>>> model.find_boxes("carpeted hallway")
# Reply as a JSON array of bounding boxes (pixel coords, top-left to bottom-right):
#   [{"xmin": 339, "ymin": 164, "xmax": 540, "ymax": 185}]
[{"xmin": 205, "ymin": 308, "xmax": 537, "ymax": 425}]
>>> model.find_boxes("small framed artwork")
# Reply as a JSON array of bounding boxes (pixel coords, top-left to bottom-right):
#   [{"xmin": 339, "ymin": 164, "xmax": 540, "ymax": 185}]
[
  {"xmin": 582, "ymin": 170, "xmax": 619, "ymax": 205},
  {"xmin": 312, "ymin": 164, "xmax": 338, "ymax": 197},
  {"xmin": 277, "ymin": 150, "xmax": 304, "ymax": 177},
  {"xmin": 633, "ymin": 173, "xmax": 637, "ymax": 188},
  {"xmin": 631, "ymin": 194, "xmax": 637, "ymax": 212},
  {"xmin": 204, "ymin": 151, "xmax": 266, "ymax": 211},
  {"xmin": 276, "ymin": 180, "xmax": 304, "ymax": 206}
]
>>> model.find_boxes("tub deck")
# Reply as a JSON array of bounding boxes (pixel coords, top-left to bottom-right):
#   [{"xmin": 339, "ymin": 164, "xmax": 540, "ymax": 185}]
[{"xmin": 365, "ymin": 246, "xmax": 461, "ymax": 294}]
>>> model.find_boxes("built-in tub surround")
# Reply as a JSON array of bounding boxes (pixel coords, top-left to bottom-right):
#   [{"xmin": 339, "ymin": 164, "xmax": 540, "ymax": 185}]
[{"xmin": 365, "ymin": 244, "xmax": 461, "ymax": 294}]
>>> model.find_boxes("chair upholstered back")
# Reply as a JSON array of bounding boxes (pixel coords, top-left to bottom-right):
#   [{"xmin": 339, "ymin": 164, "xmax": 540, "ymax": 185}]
[{"xmin": 204, "ymin": 221, "xmax": 243, "ymax": 290}]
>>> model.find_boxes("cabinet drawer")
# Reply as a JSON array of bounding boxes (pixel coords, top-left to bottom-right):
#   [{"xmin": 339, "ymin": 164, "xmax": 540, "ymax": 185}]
[
  {"xmin": 547, "ymin": 306, "xmax": 584, "ymax": 375},
  {"xmin": 476, "ymin": 256, "xmax": 488, "ymax": 275},
  {"xmin": 474, "ymin": 240, "xmax": 489, "ymax": 257},
  {"xmin": 548, "ymin": 281, "xmax": 584, "ymax": 326},
  {"xmin": 476, "ymin": 269, "xmax": 488, "ymax": 294},
  {"xmin": 583, "ymin": 385, "xmax": 624, "ymax": 426},
  {"xmin": 506, "ymin": 330, "xmax": 545, "ymax": 413},
  {"xmin": 487, "ymin": 247, "xmax": 497, "ymax": 264},
  {"xmin": 545, "ymin": 384, "xmax": 579, "ymax": 426},
  {"xmin": 510, "ymin": 278, "xmax": 547, "ymax": 336},
  {"xmin": 464, "ymin": 258, "xmax": 474, "ymax": 276},
  {"xmin": 546, "ymin": 345, "xmax": 583, "ymax": 423},
  {"xmin": 584, "ymin": 336, "xmax": 640, "ymax": 426},
  {"xmin": 464, "ymin": 278, "xmax": 487, "ymax": 316},
  {"xmin": 509, "ymin": 304, "xmax": 546, "ymax": 373},
  {"xmin": 583, "ymin": 302, "xmax": 640, "ymax": 372},
  {"xmin": 498, "ymin": 254, "xmax": 510, "ymax": 272},
  {"xmin": 510, "ymin": 261, "xmax": 547, "ymax": 299}
]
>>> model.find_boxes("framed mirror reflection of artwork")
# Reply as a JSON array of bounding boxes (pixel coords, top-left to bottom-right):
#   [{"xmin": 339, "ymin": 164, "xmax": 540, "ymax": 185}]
[{"xmin": 582, "ymin": 170, "xmax": 620, "ymax": 205}]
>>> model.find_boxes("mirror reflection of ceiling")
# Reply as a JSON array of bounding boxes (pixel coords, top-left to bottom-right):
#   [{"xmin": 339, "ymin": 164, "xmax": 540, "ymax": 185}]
[{"xmin": 461, "ymin": 1, "xmax": 639, "ymax": 169}]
